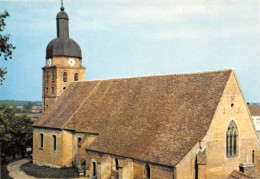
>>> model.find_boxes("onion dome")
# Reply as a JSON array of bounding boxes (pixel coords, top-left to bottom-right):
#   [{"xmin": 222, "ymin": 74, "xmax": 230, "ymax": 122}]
[{"xmin": 46, "ymin": 5, "xmax": 82, "ymax": 59}]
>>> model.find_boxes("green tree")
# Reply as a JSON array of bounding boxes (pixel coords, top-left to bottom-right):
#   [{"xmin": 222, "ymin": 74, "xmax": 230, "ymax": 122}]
[
  {"xmin": 23, "ymin": 102, "xmax": 35, "ymax": 112},
  {"xmin": 0, "ymin": 11, "xmax": 16, "ymax": 85},
  {"xmin": 0, "ymin": 104, "xmax": 33, "ymax": 162}
]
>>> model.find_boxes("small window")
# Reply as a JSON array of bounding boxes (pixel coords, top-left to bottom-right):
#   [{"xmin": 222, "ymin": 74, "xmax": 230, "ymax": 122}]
[
  {"xmin": 252, "ymin": 150, "xmax": 255, "ymax": 163},
  {"xmin": 78, "ymin": 137, "xmax": 82, "ymax": 144},
  {"xmin": 74, "ymin": 73, "xmax": 79, "ymax": 81},
  {"xmin": 40, "ymin": 133, "xmax": 44, "ymax": 149},
  {"xmin": 53, "ymin": 135, "xmax": 56, "ymax": 151},
  {"xmin": 46, "ymin": 72, "xmax": 49, "ymax": 82},
  {"xmin": 78, "ymin": 137, "xmax": 82, "ymax": 147},
  {"xmin": 52, "ymin": 87, "xmax": 54, "ymax": 94},
  {"xmin": 115, "ymin": 158, "xmax": 119, "ymax": 170},
  {"xmin": 46, "ymin": 88, "xmax": 48, "ymax": 94},
  {"xmin": 63, "ymin": 72, "xmax": 67, "ymax": 82},
  {"xmin": 46, "ymin": 105, "xmax": 48, "ymax": 109},
  {"xmin": 52, "ymin": 71, "xmax": 54, "ymax": 82},
  {"xmin": 256, "ymin": 119, "xmax": 260, "ymax": 125},
  {"xmin": 63, "ymin": 87, "xmax": 66, "ymax": 90},
  {"xmin": 93, "ymin": 162, "xmax": 96, "ymax": 176},
  {"xmin": 145, "ymin": 163, "xmax": 150, "ymax": 179}
]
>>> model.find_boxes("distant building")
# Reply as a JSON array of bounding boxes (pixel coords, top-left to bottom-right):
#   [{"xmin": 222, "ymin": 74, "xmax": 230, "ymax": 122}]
[
  {"xmin": 248, "ymin": 104, "xmax": 260, "ymax": 139},
  {"xmin": 31, "ymin": 106, "xmax": 42, "ymax": 113}
]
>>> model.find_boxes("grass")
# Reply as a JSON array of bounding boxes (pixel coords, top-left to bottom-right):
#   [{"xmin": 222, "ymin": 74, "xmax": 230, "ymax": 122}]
[{"xmin": 20, "ymin": 161, "xmax": 80, "ymax": 178}]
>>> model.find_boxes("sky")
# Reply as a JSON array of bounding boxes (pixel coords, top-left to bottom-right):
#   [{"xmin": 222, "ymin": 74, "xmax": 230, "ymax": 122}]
[{"xmin": 0, "ymin": 0, "xmax": 259, "ymax": 102}]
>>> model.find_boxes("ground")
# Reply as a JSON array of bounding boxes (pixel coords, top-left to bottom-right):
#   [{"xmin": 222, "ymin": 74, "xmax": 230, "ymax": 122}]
[
  {"xmin": 3, "ymin": 158, "xmax": 87, "ymax": 179},
  {"xmin": 7, "ymin": 159, "xmax": 35, "ymax": 179}
]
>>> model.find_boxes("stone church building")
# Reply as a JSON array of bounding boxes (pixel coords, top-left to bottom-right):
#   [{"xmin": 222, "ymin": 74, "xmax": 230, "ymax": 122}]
[{"xmin": 33, "ymin": 5, "xmax": 260, "ymax": 179}]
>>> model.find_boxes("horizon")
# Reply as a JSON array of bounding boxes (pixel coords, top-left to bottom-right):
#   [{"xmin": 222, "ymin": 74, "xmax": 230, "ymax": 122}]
[{"xmin": 0, "ymin": 0, "xmax": 259, "ymax": 102}]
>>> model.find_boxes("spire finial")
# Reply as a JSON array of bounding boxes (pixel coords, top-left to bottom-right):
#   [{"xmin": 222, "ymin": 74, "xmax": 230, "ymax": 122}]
[{"xmin": 61, "ymin": 0, "xmax": 65, "ymax": 11}]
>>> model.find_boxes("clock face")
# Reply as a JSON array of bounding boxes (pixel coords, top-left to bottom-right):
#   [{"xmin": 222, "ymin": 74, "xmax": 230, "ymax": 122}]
[
  {"xmin": 68, "ymin": 58, "xmax": 75, "ymax": 66},
  {"xmin": 47, "ymin": 58, "xmax": 52, "ymax": 66}
]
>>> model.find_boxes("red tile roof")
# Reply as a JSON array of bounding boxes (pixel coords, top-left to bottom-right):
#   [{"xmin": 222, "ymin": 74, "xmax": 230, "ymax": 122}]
[
  {"xmin": 227, "ymin": 170, "xmax": 253, "ymax": 179},
  {"xmin": 248, "ymin": 105, "xmax": 260, "ymax": 116},
  {"xmin": 34, "ymin": 69, "xmax": 233, "ymax": 166}
]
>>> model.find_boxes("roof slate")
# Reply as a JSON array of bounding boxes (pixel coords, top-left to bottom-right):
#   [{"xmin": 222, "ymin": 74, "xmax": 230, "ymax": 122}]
[
  {"xmin": 227, "ymin": 170, "xmax": 253, "ymax": 179},
  {"xmin": 248, "ymin": 105, "xmax": 260, "ymax": 116},
  {"xmin": 34, "ymin": 69, "xmax": 232, "ymax": 166}
]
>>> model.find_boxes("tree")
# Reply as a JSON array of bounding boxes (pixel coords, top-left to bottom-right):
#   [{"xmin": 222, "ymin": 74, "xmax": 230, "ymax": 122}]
[
  {"xmin": 23, "ymin": 102, "xmax": 36, "ymax": 112},
  {"xmin": 0, "ymin": 11, "xmax": 16, "ymax": 85},
  {"xmin": 0, "ymin": 104, "xmax": 33, "ymax": 162}
]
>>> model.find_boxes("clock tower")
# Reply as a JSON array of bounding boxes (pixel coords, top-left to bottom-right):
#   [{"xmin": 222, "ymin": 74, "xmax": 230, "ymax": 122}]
[{"xmin": 42, "ymin": 4, "xmax": 86, "ymax": 111}]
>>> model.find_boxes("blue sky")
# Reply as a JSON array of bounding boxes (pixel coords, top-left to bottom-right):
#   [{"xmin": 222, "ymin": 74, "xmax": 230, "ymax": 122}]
[{"xmin": 0, "ymin": 0, "xmax": 259, "ymax": 102}]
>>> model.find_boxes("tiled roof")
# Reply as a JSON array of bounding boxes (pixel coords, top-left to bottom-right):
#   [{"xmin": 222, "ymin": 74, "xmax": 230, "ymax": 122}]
[
  {"xmin": 227, "ymin": 170, "xmax": 253, "ymax": 179},
  {"xmin": 34, "ymin": 69, "xmax": 232, "ymax": 166},
  {"xmin": 248, "ymin": 105, "xmax": 260, "ymax": 116}
]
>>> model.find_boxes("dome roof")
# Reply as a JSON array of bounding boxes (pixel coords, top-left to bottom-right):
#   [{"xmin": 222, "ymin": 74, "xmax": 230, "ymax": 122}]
[
  {"xmin": 46, "ymin": 37, "xmax": 82, "ymax": 59},
  {"xmin": 46, "ymin": 6, "xmax": 82, "ymax": 59},
  {"xmin": 56, "ymin": 10, "xmax": 68, "ymax": 19}
]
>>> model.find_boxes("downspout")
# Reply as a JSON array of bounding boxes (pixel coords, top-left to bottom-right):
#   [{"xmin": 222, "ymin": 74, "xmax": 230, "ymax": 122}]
[{"xmin": 173, "ymin": 167, "xmax": 176, "ymax": 179}]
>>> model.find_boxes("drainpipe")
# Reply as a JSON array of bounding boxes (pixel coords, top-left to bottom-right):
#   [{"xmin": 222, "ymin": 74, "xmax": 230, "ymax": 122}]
[{"xmin": 173, "ymin": 167, "xmax": 176, "ymax": 179}]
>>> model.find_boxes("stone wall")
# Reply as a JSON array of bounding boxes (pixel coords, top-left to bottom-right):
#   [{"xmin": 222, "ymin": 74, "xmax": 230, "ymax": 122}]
[
  {"xmin": 33, "ymin": 128, "xmax": 97, "ymax": 168},
  {"xmin": 42, "ymin": 56, "xmax": 85, "ymax": 111},
  {"xmin": 33, "ymin": 128, "xmax": 63, "ymax": 167},
  {"xmin": 203, "ymin": 72, "xmax": 260, "ymax": 178},
  {"xmin": 85, "ymin": 151, "xmax": 174, "ymax": 179}
]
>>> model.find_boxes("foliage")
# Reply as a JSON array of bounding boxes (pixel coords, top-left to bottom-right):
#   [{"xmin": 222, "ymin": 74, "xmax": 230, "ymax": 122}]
[
  {"xmin": 0, "ymin": 100, "xmax": 42, "ymax": 106},
  {"xmin": 1, "ymin": 159, "xmax": 13, "ymax": 179},
  {"xmin": 0, "ymin": 10, "xmax": 16, "ymax": 85},
  {"xmin": 0, "ymin": 104, "xmax": 33, "ymax": 162},
  {"xmin": 23, "ymin": 102, "xmax": 36, "ymax": 112}
]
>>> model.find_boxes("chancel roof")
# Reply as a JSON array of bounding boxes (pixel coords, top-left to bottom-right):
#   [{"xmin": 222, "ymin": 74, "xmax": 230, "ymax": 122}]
[
  {"xmin": 248, "ymin": 105, "xmax": 260, "ymax": 116},
  {"xmin": 34, "ymin": 69, "xmax": 232, "ymax": 166}
]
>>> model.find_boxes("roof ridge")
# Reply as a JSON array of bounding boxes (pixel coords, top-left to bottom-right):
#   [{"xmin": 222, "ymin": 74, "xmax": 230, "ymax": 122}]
[
  {"xmin": 61, "ymin": 80, "xmax": 101, "ymax": 129},
  {"xmin": 71, "ymin": 69, "xmax": 234, "ymax": 83}
]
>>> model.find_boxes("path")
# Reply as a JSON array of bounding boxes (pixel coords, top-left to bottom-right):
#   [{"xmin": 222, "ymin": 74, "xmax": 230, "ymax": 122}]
[
  {"xmin": 7, "ymin": 159, "xmax": 36, "ymax": 179},
  {"xmin": 7, "ymin": 158, "xmax": 88, "ymax": 179}
]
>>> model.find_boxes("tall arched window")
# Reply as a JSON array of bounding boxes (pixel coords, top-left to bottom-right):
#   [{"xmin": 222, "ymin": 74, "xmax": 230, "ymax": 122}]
[
  {"xmin": 115, "ymin": 158, "xmax": 119, "ymax": 170},
  {"xmin": 226, "ymin": 120, "xmax": 239, "ymax": 157},
  {"xmin": 145, "ymin": 163, "xmax": 150, "ymax": 179},
  {"xmin": 92, "ymin": 162, "xmax": 96, "ymax": 176},
  {"xmin": 63, "ymin": 72, "xmax": 67, "ymax": 82},
  {"xmin": 46, "ymin": 72, "xmax": 49, "ymax": 82},
  {"xmin": 74, "ymin": 73, "xmax": 79, "ymax": 81},
  {"xmin": 52, "ymin": 71, "xmax": 54, "ymax": 82}
]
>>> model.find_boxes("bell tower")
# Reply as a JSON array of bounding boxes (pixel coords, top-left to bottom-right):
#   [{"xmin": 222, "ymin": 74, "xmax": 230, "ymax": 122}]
[{"xmin": 42, "ymin": 3, "xmax": 86, "ymax": 111}]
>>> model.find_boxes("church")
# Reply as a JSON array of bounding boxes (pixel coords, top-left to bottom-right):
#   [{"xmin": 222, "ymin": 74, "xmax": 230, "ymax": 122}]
[{"xmin": 33, "ymin": 4, "xmax": 260, "ymax": 179}]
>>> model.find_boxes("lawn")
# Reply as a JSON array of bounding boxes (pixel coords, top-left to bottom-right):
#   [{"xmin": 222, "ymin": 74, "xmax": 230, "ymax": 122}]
[{"xmin": 20, "ymin": 161, "xmax": 80, "ymax": 178}]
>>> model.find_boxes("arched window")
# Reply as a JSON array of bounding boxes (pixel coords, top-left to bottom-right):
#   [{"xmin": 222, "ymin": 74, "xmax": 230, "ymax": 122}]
[
  {"xmin": 226, "ymin": 120, "xmax": 239, "ymax": 157},
  {"xmin": 92, "ymin": 162, "xmax": 96, "ymax": 176},
  {"xmin": 145, "ymin": 163, "xmax": 150, "ymax": 179},
  {"xmin": 252, "ymin": 150, "xmax": 255, "ymax": 163},
  {"xmin": 46, "ymin": 72, "xmax": 49, "ymax": 82},
  {"xmin": 78, "ymin": 137, "xmax": 81, "ymax": 146},
  {"xmin": 74, "ymin": 73, "xmax": 79, "ymax": 81},
  {"xmin": 63, "ymin": 72, "xmax": 67, "ymax": 82},
  {"xmin": 52, "ymin": 71, "xmax": 54, "ymax": 82},
  {"xmin": 115, "ymin": 158, "xmax": 119, "ymax": 170}
]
